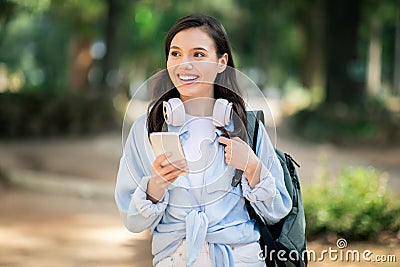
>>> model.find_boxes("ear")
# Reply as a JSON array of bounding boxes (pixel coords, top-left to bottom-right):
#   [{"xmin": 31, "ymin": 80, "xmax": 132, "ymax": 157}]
[{"xmin": 217, "ymin": 53, "xmax": 228, "ymax": 73}]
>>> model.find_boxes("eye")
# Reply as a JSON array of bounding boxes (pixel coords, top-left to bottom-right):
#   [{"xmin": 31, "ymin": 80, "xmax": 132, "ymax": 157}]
[
  {"xmin": 194, "ymin": 52, "xmax": 205, "ymax": 58},
  {"xmin": 170, "ymin": 51, "xmax": 180, "ymax": 57}
]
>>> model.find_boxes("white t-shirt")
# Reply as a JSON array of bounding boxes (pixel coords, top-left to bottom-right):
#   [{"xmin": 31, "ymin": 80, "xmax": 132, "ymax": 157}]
[
  {"xmin": 183, "ymin": 114, "xmax": 216, "ymax": 207},
  {"xmin": 180, "ymin": 115, "xmax": 265, "ymax": 265}
]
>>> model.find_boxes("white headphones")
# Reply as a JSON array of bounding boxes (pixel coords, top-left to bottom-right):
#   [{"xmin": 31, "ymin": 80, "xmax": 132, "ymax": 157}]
[{"xmin": 163, "ymin": 98, "xmax": 232, "ymax": 127}]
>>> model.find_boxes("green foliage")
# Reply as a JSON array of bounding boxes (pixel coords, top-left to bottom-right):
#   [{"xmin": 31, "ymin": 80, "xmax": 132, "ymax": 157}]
[
  {"xmin": 7, "ymin": 0, "xmax": 50, "ymax": 13},
  {"xmin": 0, "ymin": 92, "xmax": 119, "ymax": 138},
  {"xmin": 0, "ymin": 5, "xmax": 71, "ymax": 90},
  {"xmin": 304, "ymin": 166, "xmax": 400, "ymax": 240},
  {"xmin": 233, "ymin": 0, "xmax": 302, "ymax": 86},
  {"xmin": 50, "ymin": 0, "xmax": 105, "ymax": 35},
  {"xmin": 0, "ymin": 0, "xmax": 399, "ymax": 117},
  {"xmin": 290, "ymin": 101, "xmax": 400, "ymax": 145}
]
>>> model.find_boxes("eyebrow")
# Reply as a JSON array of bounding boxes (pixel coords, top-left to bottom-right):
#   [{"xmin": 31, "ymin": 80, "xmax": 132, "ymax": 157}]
[{"xmin": 169, "ymin": 46, "xmax": 209, "ymax": 52}]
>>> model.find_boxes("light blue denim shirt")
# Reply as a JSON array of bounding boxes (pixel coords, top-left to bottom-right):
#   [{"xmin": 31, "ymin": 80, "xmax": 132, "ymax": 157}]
[{"xmin": 115, "ymin": 114, "xmax": 292, "ymax": 266}]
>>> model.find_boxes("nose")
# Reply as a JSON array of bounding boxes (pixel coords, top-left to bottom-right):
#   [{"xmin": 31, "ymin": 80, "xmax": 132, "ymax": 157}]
[
  {"xmin": 180, "ymin": 57, "xmax": 193, "ymax": 70},
  {"xmin": 181, "ymin": 62, "xmax": 193, "ymax": 70}
]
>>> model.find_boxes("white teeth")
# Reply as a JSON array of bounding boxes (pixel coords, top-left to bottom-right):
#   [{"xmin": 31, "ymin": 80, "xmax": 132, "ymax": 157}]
[{"xmin": 179, "ymin": 75, "xmax": 198, "ymax": 81}]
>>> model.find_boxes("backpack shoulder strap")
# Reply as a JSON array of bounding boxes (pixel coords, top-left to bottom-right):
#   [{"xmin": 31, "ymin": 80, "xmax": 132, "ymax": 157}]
[
  {"xmin": 232, "ymin": 110, "xmax": 265, "ymax": 187},
  {"xmin": 246, "ymin": 110, "xmax": 264, "ymax": 152}
]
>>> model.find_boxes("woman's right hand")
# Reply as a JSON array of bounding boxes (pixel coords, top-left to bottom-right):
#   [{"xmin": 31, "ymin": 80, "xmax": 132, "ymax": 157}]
[{"xmin": 146, "ymin": 153, "xmax": 187, "ymax": 203}]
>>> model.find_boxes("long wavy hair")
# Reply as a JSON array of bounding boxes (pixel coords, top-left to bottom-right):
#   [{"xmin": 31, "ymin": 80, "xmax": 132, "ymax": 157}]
[{"xmin": 146, "ymin": 13, "xmax": 247, "ymax": 140}]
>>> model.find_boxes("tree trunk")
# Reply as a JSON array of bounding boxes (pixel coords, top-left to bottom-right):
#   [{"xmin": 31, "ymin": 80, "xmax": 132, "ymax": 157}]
[
  {"xmin": 324, "ymin": 0, "xmax": 365, "ymax": 105},
  {"xmin": 394, "ymin": 1, "xmax": 400, "ymax": 96},
  {"xmin": 300, "ymin": 0, "xmax": 326, "ymax": 103},
  {"xmin": 0, "ymin": 2, "xmax": 16, "ymax": 48},
  {"xmin": 67, "ymin": 36, "xmax": 92, "ymax": 91},
  {"xmin": 366, "ymin": 17, "xmax": 382, "ymax": 98},
  {"xmin": 102, "ymin": 0, "xmax": 124, "ymax": 91}
]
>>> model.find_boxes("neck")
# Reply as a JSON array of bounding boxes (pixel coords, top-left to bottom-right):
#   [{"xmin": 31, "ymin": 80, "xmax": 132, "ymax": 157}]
[{"xmin": 182, "ymin": 97, "xmax": 215, "ymax": 116}]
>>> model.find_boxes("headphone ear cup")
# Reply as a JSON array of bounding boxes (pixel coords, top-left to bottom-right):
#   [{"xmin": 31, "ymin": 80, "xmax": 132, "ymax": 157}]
[
  {"xmin": 213, "ymin": 98, "xmax": 232, "ymax": 127},
  {"xmin": 163, "ymin": 98, "xmax": 186, "ymax": 126}
]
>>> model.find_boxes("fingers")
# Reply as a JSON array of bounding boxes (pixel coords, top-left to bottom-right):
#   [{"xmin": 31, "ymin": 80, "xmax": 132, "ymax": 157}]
[
  {"xmin": 163, "ymin": 167, "xmax": 187, "ymax": 182},
  {"xmin": 153, "ymin": 153, "xmax": 184, "ymax": 170},
  {"xmin": 155, "ymin": 160, "xmax": 186, "ymax": 176},
  {"xmin": 220, "ymin": 136, "xmax": 251, "ymax": 168},
  {"xmin": 223, "ymin": 143, "xmax": 232, "ymax": 163},
  {"xmin": 219, "ymin": 136, "xmax": 232, "ymax": 164},
  {"xmin": 219, "ymin": 136, "xmax": 245, "ymax": 146},
  {"xmin": 218, "ymin": 136, "xmax": 231, "ymax": 146},
  {"xmin": 153, "ymin": 153, "xmax": 170, "ymax": 167},
  {"xmin": 152, "ymin": 154, "xmax": 187, "ymax": 183},
  {"xmin": 224, "ymin": 146, "xmax": 231, "ymax": 154},
  {"xmin": 224, "ymin": 151, "xmax": 231, "ymax": 164},
  {"xmin": 155, "ymin": 158, "xmax": 184, "ymax": 171}
]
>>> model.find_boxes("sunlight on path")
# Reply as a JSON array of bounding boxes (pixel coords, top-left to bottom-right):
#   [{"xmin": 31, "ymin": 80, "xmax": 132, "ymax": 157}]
[{"xmin": 0, "ymin": 190, "xmax": 153, "ymax": 267}]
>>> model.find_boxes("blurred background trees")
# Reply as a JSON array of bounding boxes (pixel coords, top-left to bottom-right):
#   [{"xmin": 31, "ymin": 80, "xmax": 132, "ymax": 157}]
[{"xmin": 0, "ymin": 0, "xmax": 399, "ymax": 142}]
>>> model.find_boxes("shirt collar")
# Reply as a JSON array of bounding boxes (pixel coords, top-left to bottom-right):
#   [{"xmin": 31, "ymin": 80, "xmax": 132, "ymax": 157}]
[
  {"xmin": 215, "ymin": 118, "xmax": 234, "ymax": 136},
  {"xmin": 167, "ymin": 123, "xmax": 188, "ymax": 135}
]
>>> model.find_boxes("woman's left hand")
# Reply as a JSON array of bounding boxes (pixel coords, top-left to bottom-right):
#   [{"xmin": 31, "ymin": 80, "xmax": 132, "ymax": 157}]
[{"xmin": 218, "ymin": 136, "xmax": 261, "ymax": 187}]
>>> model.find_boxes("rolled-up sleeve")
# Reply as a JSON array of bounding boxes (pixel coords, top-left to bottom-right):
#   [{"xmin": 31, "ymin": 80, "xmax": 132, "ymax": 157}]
[
  {"xmin": 114, "ymin": 116, "xmax": 167, "ymax": 233},
  {"xmin": 132, "ymin": 175, "xmax": 169, "ymax": 217},
  {"xmin": 242, "ymin": 123, "xmax": 292, "ymax": 225}
]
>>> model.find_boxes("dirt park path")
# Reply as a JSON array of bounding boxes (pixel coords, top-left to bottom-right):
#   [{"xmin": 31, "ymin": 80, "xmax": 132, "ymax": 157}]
[{"xmin": 0, "ymin": 130, "xmax": 399, "ymax": 267}]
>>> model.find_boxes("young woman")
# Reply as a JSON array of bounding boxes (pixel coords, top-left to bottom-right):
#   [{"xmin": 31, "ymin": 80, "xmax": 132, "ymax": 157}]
[{"xmin": 115, "ymin": 14, "xmax": 292, "ymax": 267}]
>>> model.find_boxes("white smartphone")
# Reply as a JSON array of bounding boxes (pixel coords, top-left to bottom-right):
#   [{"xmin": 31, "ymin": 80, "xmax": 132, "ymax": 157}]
[{"xmin": 150, "ymin": 132, "xmax": 186, "ymax": 168}]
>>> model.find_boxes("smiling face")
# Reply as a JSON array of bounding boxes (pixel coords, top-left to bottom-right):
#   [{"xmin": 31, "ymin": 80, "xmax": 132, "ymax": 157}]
[{"xmin": 166, "ymin": 27, "xmax": 228, "ymax": 102}]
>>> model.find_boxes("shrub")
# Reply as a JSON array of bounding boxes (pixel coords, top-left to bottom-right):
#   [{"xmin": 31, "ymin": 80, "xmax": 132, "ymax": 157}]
[
  {"xmin": 304, "ymin": 166, "xmax": 400, "ymax": 241},
  {"xmin": 291, "ymin": 102, "xmax": 400, "ymax": 146},
  {"xmin": 0, "ymin": 92, "xmax": 119, "ymax": 138}
]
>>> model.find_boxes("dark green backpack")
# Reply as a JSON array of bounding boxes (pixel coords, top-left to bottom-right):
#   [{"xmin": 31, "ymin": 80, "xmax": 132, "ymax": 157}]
[{"xmin": 233, "ymin": 110, "xmax": 308, "ymax": 267}]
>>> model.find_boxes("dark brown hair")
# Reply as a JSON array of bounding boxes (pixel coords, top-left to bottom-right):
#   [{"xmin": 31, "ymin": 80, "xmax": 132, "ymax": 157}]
[{"xmin": 147, "ymin": 13, "xmax": 247, "ymax": 139}]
